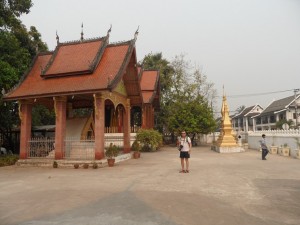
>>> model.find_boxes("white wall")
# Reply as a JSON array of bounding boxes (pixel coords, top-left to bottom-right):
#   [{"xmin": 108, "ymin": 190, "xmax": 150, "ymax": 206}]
[{"xmin": 248, "ymin": 130, "xmax": 300, "ymax": 157}]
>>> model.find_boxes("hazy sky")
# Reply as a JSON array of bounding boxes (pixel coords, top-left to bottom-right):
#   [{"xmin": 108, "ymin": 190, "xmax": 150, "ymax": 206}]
[{"xmin": 20, "ymin": 0, "xmax": 300, "ymax": 113}]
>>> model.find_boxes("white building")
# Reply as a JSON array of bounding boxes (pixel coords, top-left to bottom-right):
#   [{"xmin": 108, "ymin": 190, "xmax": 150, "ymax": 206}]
[{"xmin": 252, "ymin": 95, "xmax": 300, "ymax": 130}]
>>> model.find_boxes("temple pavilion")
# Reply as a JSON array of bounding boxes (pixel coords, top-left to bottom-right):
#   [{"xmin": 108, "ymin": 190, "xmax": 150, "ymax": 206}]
[{"xmin": 3, "ymin": 29, "xmax": 160, "ymax": 160}]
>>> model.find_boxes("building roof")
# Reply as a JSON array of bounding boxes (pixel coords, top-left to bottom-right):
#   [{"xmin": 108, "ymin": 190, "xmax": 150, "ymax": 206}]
[
  {"xmin": 232, "ymin": 105, "xmax": 261, "ymax": 118},
  {"xmin": 4, "ymin": 37, "xmax": 136, "ymax": 100},
  {"xmin": 42, "ymin": 38, "xmax": 105, "ymax": 77},
  {"xmin": 259, "ymin": 95, "xmax": 299, "ymax": 116},
  {"xmin": 139, "ymin": 69, "xmax": 160, "ymax": 104}
]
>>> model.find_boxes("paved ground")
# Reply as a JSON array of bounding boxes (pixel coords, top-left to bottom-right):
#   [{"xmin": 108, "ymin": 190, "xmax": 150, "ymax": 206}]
[{"xmin": 0, "ymin": 146, "xmax": 300, "ymax": 225}]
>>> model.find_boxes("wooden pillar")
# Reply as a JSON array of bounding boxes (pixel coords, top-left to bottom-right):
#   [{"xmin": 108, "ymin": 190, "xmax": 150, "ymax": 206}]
[
  {"xmin": 54, "ymin": 96, "xmax": 67, "ymax": 159},
  {"xmin": 123, "ymin": 99, "xmax": 131, "ymax": 153},
  {"xmin": 151, "ymin": 107, "xmax": 155, "ymax": 128},
  {"xmin": 147, "ymin": 105, "xmax": 151, "ymax": 129},
  {"xmin": 19, "ymin": 100, "xmax": 32, "ymax": 159},
  {"xmin": 142, "ymin": 105, "xmax": 146, "ymax": 129},
  {"xmin": 94, "ymin": 93, "xmax": 105, "ymax": 159}
]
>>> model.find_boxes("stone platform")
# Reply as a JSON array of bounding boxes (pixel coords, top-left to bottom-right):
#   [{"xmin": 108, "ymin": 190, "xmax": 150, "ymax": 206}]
[
  {"xmin": 16, "ymin": 152, "xmax": 132, "ymax": 168},
  {"xmin": 211, "ymin": 145, "xmax": 245, "ymax": 153}
]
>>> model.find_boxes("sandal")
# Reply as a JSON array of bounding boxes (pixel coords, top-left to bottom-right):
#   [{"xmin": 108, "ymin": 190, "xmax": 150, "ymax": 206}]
[
  {"xmin": 186, "ymin": 170, "xmax": 189, "ymax": 173},
  {"xmin": 179, "ymin": 170, "xmax": 186, "ymax": 173}
]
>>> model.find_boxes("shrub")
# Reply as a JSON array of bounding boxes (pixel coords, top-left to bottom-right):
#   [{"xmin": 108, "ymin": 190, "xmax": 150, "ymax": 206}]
[
  {"xmin": 0, "ymin": 155, "xmax": 19, "ymax": 167},
  {"xmin": 136, "ymin": 129, "xmax": 163, "ymax": 152},
  {"xmin": 131, "ymin": 140, "xmax": 141, "ymax": 152},
  {"xmin": 105, "ymin": 143, "xmax": 119, "ymax": 159}
]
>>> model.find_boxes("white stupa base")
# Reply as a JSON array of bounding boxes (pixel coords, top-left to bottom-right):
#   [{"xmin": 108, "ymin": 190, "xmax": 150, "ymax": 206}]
[{"xmin": 212, "ymin": 145, "xmax": 245, "ymax": 153}]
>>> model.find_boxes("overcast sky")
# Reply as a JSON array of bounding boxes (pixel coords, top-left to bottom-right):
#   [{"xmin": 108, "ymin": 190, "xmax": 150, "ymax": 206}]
[{"xmin": 20, "ymin": 0, "xmax": 300, "ymax": 114}]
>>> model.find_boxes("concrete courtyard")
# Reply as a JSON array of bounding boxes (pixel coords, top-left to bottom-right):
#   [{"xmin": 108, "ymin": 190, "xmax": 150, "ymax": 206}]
[{"xmin": 0, "ymin": 146, "xmax": 299, "ymax": 225}]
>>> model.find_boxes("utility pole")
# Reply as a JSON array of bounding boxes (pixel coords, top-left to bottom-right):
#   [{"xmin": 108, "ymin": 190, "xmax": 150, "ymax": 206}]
[{"xmin": 294, "ymin": 89, "xmax": 300, "ymax": 128}]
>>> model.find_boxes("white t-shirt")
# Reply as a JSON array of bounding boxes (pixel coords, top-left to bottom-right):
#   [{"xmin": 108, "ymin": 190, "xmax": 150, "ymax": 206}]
[{"xmin": 178, "ymin": 136, "xmax": 191, "ymax": 152}]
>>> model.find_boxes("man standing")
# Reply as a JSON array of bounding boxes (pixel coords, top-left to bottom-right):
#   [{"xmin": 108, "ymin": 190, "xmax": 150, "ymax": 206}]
[
  {"xmin": 177, "ymin": 131, "xmax": 192, "ymax": 173},
  {"xmin": 260, "ymin": 134, "xmax": 269, "ymax": 160}
]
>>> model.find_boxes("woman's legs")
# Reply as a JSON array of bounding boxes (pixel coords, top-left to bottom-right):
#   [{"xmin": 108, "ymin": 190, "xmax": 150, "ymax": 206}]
[
  {"xmin": 185, "ymin": 158, "xmax": 189, "ymax": 172},
  {"xmin": 180, "ymin": 158, "xmax": 185, "ymax": 171}
]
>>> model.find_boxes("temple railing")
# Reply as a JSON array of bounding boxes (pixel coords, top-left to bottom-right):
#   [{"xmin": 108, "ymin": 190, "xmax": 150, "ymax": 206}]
[
  {"xmin": 27, "ymin": 137, "xmax": 55, "ymax": 158},
  {"xmin": 105, "ymin": 126, "xmax": 141, "ymax": 133},
  {"xmin": 27, "ymin": 133, "xmax": 137, "ymax": 160},
  {"xmin": 64, "ymin": 137, "xmax": 95, "ymax": 160}
]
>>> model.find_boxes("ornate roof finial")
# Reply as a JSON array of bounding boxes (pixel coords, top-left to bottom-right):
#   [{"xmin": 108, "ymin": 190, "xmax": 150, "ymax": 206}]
[
  {"xmin": 134, "ymin": 26, "xmax": 139, "ymax": 41},
  {"xmin": 223, "ymin": 84, "xmax": 225, "ymax": 96},
  {"xmin": 56, "ymin": 30, "xmax": 59, "ymax": 45},
  {"xmin": 80, "ymin": 23, "xmax": 84, "ymax": 42},
  {"xmin": 107, "ymin": 24, "xmax": 112, "ymax": 36}
]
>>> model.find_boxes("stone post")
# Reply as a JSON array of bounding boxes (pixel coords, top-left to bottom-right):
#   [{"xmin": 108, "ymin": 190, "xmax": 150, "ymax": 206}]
[
  {"xmin": 19, "ymin": 100, "xmax": 32, "ymax": 159},
  {"xmin": 94, "ymin": 93, "xmax": 105, "ymax": 159},
  {"xmin": 54, "ymin": 96, "xmax": 67, "ymax": 159},
  {"xmin": 123, "ymin": 99, "xmax": 131, "ymax": 153}
]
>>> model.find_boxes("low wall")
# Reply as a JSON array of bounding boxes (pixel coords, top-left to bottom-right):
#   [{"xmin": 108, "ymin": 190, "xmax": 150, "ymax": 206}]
[{"xmin": 248, "ymin": 130, "xmax": 300, "ymax": 158}]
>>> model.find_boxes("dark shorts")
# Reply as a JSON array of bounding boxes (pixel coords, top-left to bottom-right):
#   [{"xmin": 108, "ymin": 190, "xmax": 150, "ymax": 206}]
[{"xmin": 180, "ymin": 151, "xmax": 190, "ymax": 158}]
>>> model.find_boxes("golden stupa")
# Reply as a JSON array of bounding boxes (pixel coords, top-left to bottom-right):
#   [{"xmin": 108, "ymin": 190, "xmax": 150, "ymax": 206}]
[{"xmin": 213, "ymin": 90, "xmax": 244, "ymax": 153}]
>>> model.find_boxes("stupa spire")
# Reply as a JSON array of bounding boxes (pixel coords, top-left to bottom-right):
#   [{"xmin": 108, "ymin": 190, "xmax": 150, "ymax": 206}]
[{"xmin": 80, "ymin": 23, "xmax": 84, "ymax": 42}]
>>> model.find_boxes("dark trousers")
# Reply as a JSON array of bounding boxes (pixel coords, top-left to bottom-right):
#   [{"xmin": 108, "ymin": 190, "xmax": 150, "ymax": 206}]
[{"xmin": 262, "ymin": 149, "xmax": 268, "ymax": 160}]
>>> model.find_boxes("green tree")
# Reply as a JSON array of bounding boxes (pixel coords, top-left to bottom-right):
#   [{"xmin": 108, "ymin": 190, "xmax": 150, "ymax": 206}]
[
  {"xmin": 142, "ymin": 53, "xmax": 217, "ymax": 143},
  {"xmin": 141, "ymin": 53, "xmax": 174, "ymax": 132},
  {"xmin": 275, "ymin": 119, "xmax": 294, "ymax": 129},
  {"xmin": 0, "ymin": 0, "xmax": 49, "ymax": 152},
  {"xmin": 236, "ymin": 105, "xmax": 246, "ymax": 114}
]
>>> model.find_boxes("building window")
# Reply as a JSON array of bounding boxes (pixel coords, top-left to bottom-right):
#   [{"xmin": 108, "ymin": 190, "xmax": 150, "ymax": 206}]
[
  {"xmin": 256, "ymin": 118, "xmax": 261, "ymax": 124},
  {"xmin": 270, "ymin": 115, "xmax": 276, "ymax": 123}
]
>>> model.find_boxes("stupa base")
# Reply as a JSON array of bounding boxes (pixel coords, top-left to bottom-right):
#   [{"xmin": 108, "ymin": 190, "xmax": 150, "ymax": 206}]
[{"xmin": 211, "ymin": 145, "xmax": 245, "ymax": 153}]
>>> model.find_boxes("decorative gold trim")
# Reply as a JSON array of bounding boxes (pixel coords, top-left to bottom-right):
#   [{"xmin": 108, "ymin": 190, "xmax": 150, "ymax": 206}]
[
  {"xmin": 18, "ymin": 100, "xmax": 22, "ymax": 123},
  {"xmin": 93, "ymin": 94, "xmax": 98, "ymax": 119},
  {"xmin": 53, "ymin": 96, "xmax": 67, "ymax": 119},
  {"xmin": 101, "ymin": 91, "xmax": 127, "ymax": 110},
  {"xmin": 81, "ymin": 114, "xmax": 94, "ymax": 140},
  {"xmin": 53, "ymin": 97, "xmax": 57, "ymax": 118}
]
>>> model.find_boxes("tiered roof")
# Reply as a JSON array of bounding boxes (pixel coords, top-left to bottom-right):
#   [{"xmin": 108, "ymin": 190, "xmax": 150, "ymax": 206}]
[
  {"xmin": 139, "ymin": 68, "xmax": 160, "ymax": 105},
  {"xmin": 4, "ymin": 31, "xmax": 160, "ymax": 109}
]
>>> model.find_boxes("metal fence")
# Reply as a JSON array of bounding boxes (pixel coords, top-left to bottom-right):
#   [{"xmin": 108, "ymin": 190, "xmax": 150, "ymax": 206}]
[
  {"xmin": 26, "ymin": 133, "xmax": 135, "ymax": 160},
  {"xmin": 27, "ymin": 137, "xmax": 55, "ymax": 158},
  {"xmin": 64, "ymin": 137, "xmax": 95, "ymax": 160},
  {"xmin": 64, "ymin": 134, "xmax": 126, "ymax": 160}
]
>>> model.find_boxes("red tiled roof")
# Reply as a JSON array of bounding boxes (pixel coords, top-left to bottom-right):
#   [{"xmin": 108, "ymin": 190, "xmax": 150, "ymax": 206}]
[
  {"xmin": 140, "ymin": 70, "xmax": 158, "ymax": 91},
  {"xmin": 140, "ymin": 70, "xmax": 159, "ymax": 103},
  {"xmin": 142, "ymin": 92, "xmax": 154, "ymax": 103},
  {"xmin": 4, "ymin": 42, "xmax": 132, "ymax": 99},
  {"xmin": 44, "ymin": 40, "xmax": 103, "ymax": 76}
]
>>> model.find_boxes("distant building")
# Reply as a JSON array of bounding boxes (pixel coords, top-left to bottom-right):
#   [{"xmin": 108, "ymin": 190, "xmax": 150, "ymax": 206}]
[
  {"xmin": 253, "ymin": 95, "xmax": 300, "ymax": 130},
  {"xmin": 231, "ymin": 105, "xmax": 263, "ymax": 132}
]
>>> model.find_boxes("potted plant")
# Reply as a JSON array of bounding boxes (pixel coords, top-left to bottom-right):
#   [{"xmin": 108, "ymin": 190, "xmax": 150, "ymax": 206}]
[
  {"xmin": 131, "ymin": 140, "xmax": 141, "ymax": 159},
  {"xmin": 105, "ymin": 143, "xmax": 119, "ymax": 167},
  {"xmin": 281, "ymin": 143, "xmax": 290, "ymax": 157},
  {"xmin": 74, "ymin": 163, "xmax": 79, "ymax": 169},
  {"xmin": 53, "ymin": 161, "xmax": 58, "ymax": 168},
  {"xmin": 292, "ymin": 137, "xmax": 300, "ymax": 159},
  {"xmin": 83, "ymin": 163, "xmax": 89, "ymax": 169},
  {"xmin": 92, "ymin": 162, "xmax": 98, "ymax": 169}
]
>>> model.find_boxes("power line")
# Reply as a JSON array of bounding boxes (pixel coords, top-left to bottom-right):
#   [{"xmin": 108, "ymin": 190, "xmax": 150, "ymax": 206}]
[{"xmin": 218, "ymin": 88, "xmax": 297, "ymax": 98}]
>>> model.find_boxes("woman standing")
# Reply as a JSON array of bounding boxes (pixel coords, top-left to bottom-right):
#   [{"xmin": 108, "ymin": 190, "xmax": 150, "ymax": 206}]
[{"xmin": 177, "ymin": 131, "xmax": 192, "ymax": 173}]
